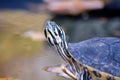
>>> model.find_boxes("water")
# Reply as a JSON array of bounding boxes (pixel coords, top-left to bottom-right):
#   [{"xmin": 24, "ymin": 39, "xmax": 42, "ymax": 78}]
[{"xmin": 0, "ymin": 10, "xmax": 68, "ymax": 80}]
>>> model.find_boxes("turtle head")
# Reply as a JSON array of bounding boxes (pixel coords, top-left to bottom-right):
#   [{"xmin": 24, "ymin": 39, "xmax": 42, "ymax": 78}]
[
  {"xmin": 44, "ymin": 20, "xmax": 68, "ymax": 49},
  {"xmin": 44, "ymin": 21, "xmax": 82, "ymax": 80}
]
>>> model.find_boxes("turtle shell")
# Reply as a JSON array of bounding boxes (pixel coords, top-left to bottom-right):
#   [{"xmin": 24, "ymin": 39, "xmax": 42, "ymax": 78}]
[{"xmin": 68, "ymin": 37, "xmax": 120, "ymax": 77}]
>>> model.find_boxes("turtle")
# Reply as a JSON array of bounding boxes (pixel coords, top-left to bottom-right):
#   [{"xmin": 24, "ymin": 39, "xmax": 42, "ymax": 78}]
[{"xmin": 44, "ymin": 20, "xmax": 120, "ymax": 80}]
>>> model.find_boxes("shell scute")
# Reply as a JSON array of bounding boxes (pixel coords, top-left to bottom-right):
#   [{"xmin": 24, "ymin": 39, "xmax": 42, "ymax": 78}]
[{"xmin": 69, "ymin": 37, "xmax": 120, "ymax": 77}]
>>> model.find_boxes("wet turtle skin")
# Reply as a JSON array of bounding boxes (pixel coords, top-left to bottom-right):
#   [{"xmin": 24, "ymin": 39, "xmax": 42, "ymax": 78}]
[{"xmin": 68, "ymin": 37, "xmax": 120, "ymax": 77}]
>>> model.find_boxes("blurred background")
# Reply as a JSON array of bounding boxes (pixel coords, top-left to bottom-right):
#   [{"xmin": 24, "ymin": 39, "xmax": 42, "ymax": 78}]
[{"xmin": 0, "ymin": 0, "xmax": 120, "ymax": 80}]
